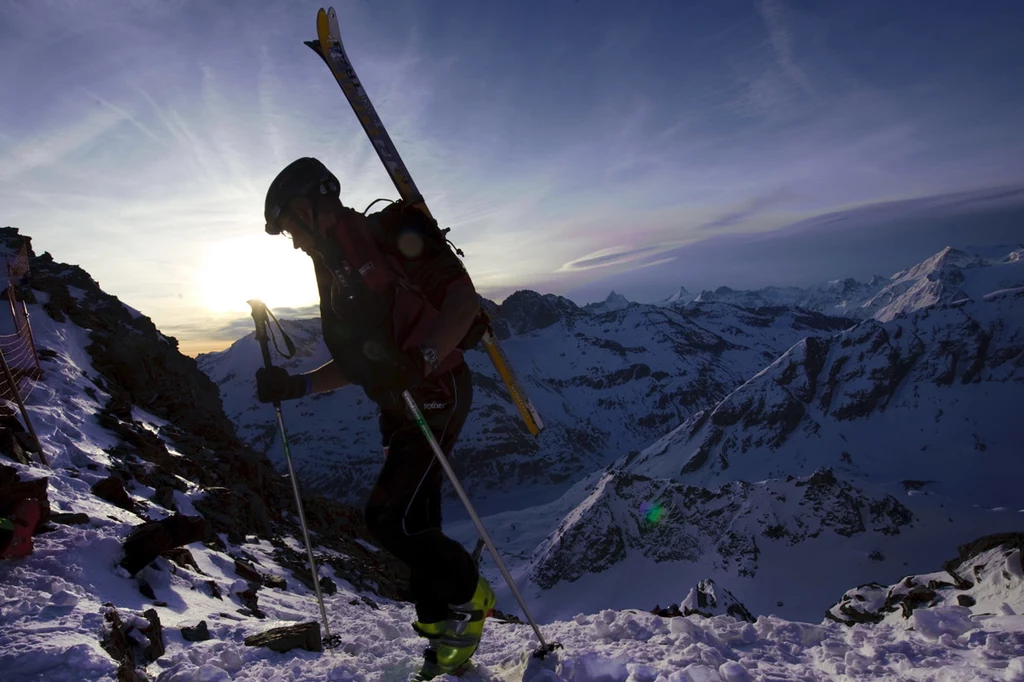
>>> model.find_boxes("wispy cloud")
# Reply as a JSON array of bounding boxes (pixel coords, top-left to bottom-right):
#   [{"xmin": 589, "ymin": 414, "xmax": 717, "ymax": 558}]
[
  {"xmin": 698, "ymin": 188, "xmax": 801, "ymax": 231},
  {"xmin": 2, "ymin": 0, "xmax": 1021, "ymax": 353},
  {"xmin": 0, "ymin": 108, "xmax": 125, "ymax": 181},
  {"xmin": 558, "ymin": 245, "xmax": 670, "ymax": 273},
  {"xmin": 755, "ymin": 0, "xmax": 816, "ymax": 100},
  {"xmin": 82, "ymin": 88, "xmax": 162, "ymax": 143}
]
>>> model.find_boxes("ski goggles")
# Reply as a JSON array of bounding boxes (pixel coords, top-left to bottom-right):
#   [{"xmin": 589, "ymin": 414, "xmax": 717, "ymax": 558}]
[
  {"xmin": 266, "ymin": 198, "xmax": 315, "ymax": 237},
  {"xmin": 265, "ymin": 208, "xmax": 297, "ymax": 236}
]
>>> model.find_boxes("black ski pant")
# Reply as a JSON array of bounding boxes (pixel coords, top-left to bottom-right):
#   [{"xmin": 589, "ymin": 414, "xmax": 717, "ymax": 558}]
[{"xmin": 364, "ymin": 362, "xmax": 477, "ymax": 623}]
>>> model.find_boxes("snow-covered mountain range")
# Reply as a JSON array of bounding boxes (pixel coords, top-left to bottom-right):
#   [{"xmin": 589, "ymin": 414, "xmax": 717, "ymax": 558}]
[
  {"xmin": 201, "ymin": 245, "xmax": 1023, "ymax": 519},
  {"xmin": 201, "ymin": 242, "xmax": 1024, "ymax": 623},
  {"xmin": 624, "ymin": 246, "xmax": 1024, "ymax": 507},
  {"xmin": 1, "ymin": 227, "xmax": 1022, "ymax": 681},
  {"xmin": 674, "ymin": 245, "xmax": 1023, "ymax": 321},
  {"xmin": 438, "ymin": 245, "xmax": 1024, "ymax": 622},
  {"xmin": 199, "ymin": 290, "xmax": 852, "ymax": 512}
]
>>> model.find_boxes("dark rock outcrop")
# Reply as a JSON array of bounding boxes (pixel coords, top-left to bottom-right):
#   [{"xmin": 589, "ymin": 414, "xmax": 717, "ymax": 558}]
[
  {"xmin": 234, "ymin": 582, "xmax": 265, "ymax": 619},
  {"xmin": 180, "ymin": 620, "xmax": 211, "ymax": 642},
  {"xmin": 162, "ymin": 547, "xmax": 201, "ymax": 573},
  {"xmin": 244, "ymin": 621, "xmax": 322, "ymax": 653},
  {"xmin": 91, "ymin": 477, "xmax": 138, "ymax": 514},
  {"xmin": 119, "ymin": 515, "xmax": 210, "ymax": 576},
  {"xmin": 49, "ymin": 512, "xmax": 89, "ymax": 526},
  {"xmin": 233, "ymin": 558, "xmax": 263, "ymax": 583},
  {"xmin": 100, "ymin": 608, "xmax": 165, "ymax": 680},
  {"xmin": 194, "ymin": 487, "xmax": 271, "ymax": 542}
]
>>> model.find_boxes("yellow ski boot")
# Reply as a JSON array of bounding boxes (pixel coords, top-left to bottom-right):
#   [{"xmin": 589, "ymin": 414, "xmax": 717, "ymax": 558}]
[{"xmin": 435, "ymin": 576, "xmax": 495, "ymax": 674}]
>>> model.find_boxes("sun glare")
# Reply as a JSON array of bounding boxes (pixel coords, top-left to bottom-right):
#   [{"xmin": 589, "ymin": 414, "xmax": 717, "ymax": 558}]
[{"xmin": 199, "ymin": 235, "xmax": 318, "ymax": 314}]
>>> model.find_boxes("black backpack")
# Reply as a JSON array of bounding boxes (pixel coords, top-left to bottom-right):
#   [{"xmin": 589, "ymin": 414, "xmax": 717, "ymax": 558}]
[
  {"xmin": 312, "ymin": 201, "xmax": 489, "ymax": 392},
  {"xmin": 370, "ymin": 201, "xmax": 490, "ymax": 352}
]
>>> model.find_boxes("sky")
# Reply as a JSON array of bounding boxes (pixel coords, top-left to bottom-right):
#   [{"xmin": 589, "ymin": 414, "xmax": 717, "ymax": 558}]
[{"xmin": 1, "ymin": 0, "xmax": 1023, "ymax": 355}]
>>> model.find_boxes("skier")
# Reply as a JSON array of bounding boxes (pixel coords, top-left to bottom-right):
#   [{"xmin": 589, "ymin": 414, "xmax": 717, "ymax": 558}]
[{"xmin": 256, "ymin": 157, "xmax": 494, "ymax": 678}]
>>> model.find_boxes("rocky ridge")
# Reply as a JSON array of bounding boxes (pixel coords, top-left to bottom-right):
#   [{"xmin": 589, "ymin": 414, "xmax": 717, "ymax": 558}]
[{"xmin": 0, "ymin": 226, "xmax": 409, "ymax": 603}]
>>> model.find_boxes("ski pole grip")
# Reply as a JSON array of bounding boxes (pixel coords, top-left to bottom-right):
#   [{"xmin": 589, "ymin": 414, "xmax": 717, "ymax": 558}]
[{"xmin": 247, "ymin": 299, "xmax": 276, "ymax": 370}]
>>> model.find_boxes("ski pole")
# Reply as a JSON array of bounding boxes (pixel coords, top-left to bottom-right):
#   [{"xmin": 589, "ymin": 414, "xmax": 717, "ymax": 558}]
[
  {"xmin": 401, "ymin": 390, "xmax": 561, "ymax": 658},
  {"xmin": 248, "ymin": 300, "xmax": 337, "ymax": 649}
]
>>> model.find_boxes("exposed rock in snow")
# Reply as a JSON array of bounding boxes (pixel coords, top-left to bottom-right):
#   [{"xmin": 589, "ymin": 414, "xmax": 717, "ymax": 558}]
[
  {"xmin": 528, "ymin": 468, "xmax": 914, "ymax": 591},
  {"xmin": 827, "ymin": 533, "xmax": 1024, "ymax": 626},
  {"xmin": 243, "ymin": 621, "xmax": 322, "ymax": 653},
  {"xmin": 680, "ymin": 579, "xmax": 755, "ymax": 622}
]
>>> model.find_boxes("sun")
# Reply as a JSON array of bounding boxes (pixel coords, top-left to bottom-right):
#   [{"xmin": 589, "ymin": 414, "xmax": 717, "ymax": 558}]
[{"xmin": 199, "ymin": 235, "xmax": 318, "ymax": 314}]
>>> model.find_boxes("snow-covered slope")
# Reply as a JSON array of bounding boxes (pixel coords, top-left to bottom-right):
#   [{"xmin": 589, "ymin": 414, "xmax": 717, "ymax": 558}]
[
  {"xmin": 11, "ymin": 493, "xmax": 1024, "ymax": 682},
  {"xmin": 3, "ymin": 229, "xmax": 1023, "ymax": 681},
  {"xmin": 447, "ymin": 245, "xmax": 1024, "ymax": 626},
  {"xmin": 511, "ymin": 466, "xmax": 1019, "ymax": 623},
  {"xmin": 827, "ymin": 533, "xmax": 1024, "ymax": 627},
  {"xmin": 624, "ymin": 251, "xmax": 1024, "ymax": 508},
  {"xmin": 199, "ymin": 294, "xmax": 851, "ymax": 511},
  {"xmin": 529, "ymin": 468, "xmax": 913, "ymax": 590},
  {"xmin": 3, "ymin": 327, "xmax": 1021, "ymax": 682},
  {"xmin": 0, "ymin": 229, "xmax": 399, "ymax": 679},
  {"xmin": 864, "ymin": 246, "xmax": 1023, "ymax": 321}
]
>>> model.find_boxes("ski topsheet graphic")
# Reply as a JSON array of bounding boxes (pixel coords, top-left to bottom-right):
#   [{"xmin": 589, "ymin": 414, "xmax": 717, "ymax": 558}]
[{"xmin": 305, "ymin": 7, "xmax": 544, "ymax": 437}]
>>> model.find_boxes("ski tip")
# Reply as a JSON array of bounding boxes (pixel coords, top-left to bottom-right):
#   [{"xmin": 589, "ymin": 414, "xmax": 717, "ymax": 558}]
[{"xmin": 327, "ymin": 6, "xmax": 341, "ymax": 44}]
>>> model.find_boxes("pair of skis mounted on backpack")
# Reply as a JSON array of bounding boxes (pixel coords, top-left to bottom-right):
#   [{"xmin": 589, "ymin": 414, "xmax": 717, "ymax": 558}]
[{"xmin": 305, "ymin": 6, "xmax": 543, "ymax": 438}]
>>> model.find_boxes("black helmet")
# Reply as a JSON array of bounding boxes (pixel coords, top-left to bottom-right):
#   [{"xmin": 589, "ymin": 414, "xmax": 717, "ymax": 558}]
[{"xmin": 264, "ymin": 157, "xmax": 341, "ymax": 235}]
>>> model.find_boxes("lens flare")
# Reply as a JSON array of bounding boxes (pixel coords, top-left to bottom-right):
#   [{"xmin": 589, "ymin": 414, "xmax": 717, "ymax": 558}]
[{"xmin": 640, "ymin": 501, "xmax": 665, "ymax": 525}]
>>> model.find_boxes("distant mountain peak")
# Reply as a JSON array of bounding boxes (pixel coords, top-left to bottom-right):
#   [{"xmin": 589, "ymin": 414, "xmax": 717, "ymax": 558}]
[
  {"xmin": 499, "ymin": 289, "xmax": 580, "ymax": 334},
  {"xmin": 911, "ymin": 246, "xmax": 981, "ymax": 276},
  {"xmin": 583, "ymin": 290, "xmax": 631, "ymax": 314},
  {"xmin": 656, "ymin": 285, "xmax": 694, "ymax": 307}
]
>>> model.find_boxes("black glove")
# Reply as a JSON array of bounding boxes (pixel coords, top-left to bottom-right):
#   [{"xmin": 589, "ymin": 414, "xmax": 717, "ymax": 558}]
[
  {"xmin": 373, "ymin": 350, "xmax": 426, "ymax": 392},
  {"xmin": 255, "ymin": 366, "xmax": 307, "ymax": 404}
]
